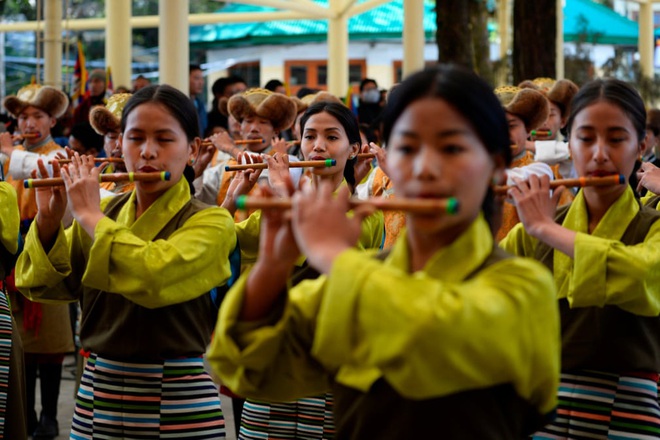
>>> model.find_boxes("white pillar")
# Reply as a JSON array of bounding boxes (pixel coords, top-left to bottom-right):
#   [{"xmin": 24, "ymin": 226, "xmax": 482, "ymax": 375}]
[
  {"xmin": 159, "ymin": 0, "xmax": 189, "ymax": 93},
  {"xmin": 328, "ymin": 0, "xmax": 348, "ymax": 96},
  {"xmin": 639, "ymin": 2, "xmax": 654, "ymax": 79},
  {"xmin": 498, "ymin": 0, "xmax": 510, "ymax": 61},
  {"xmin": 556, "ymin": 0, "xmax": 564, "ymax": 79},
  {"xmin": 403, "ymin": 0, "xmax": 425, "ymax": 78},
  {"xmin": 106, "ymin": 0, "xmax": 132, "ymax": 89},
  {"xmin": 43, "ymin": 0, "xmax": 63, "ymax": 88}
]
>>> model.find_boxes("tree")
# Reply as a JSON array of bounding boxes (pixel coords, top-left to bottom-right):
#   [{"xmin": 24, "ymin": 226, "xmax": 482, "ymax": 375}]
[
  {"xmin": 436, "ymin": 0, "xmax": 493, "ymax": 80},
  {"xmin": 512, "ymin": 0, "xmax": 556, "ymax": 84}
]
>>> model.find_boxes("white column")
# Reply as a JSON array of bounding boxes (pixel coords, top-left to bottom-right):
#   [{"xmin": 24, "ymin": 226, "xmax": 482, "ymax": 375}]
[
  {"xmin": 106, "ymin": 0, "xmax": 132, "ymax": 89},
  {"xmin": 639, "ymin": 2, "xmax": 654, "ymax": 79},
  {"xmin": 403, "ymin": 0, "xmax": 425, "ymax": 78},
  {"xmin": 556, "ymin": 0, "xmax": 564, "ymax": 79},
  {"xmin": 328, "ymin": 0, "xmax": 348, "ymax": 96},
  {"xmin": 43, "ymin": 0, "xmax": 63, "ymax": 88},
  {"xmin": 498, "ymin": 0, "xmax": 510, "ymax": 61},
  {"xmin": 159, "ymin": 0, "xmax": 189, "ymax": 93}
]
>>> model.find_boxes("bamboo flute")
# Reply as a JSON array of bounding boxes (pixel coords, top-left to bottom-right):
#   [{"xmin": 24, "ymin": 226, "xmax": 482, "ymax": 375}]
[{"xmin": 24, "ymin": 171, "xmax": 171, "ymax": 188}]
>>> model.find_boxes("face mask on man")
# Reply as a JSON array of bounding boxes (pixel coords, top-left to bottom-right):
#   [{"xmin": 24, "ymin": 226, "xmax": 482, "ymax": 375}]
[{"xmin": 362, "ymin": 89, "xmax": 380, "ymax": 104}]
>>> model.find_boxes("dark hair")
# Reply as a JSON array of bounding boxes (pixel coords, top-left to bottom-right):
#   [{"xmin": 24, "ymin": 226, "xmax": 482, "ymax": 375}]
[
  {"xmin": 121, "ymin": 84, "xmax": 199, "ymax": 193},
  {"xmin": 264, "ymin": 79, "xmax": 284, "ymax": 92},
  {"xmin": 300, "ymin": 102, "xmax": 361, "ymax": 191},
  {"xmin": 359, "ymin": 78, "xmax": 378, "ymax": 92},
  {"xmin": 381, "ymin": 64, "xmax": 511, "ymax": 232},
  {"xmin": 211, "ymin": 75, "xmax": 246, "ymax": 97},
  {"xmin": 647, "ymin": 108, "xmax": 660, "ymax": 137},
  {"xmin": 566, "ymin": 78, "xmax": 646, "ymax": 194},
  {"xmin": 296, "ymin": 87, "xmax": 320, "ymax": 99},
  {"xmin": 70, "ymin": 122, "xmax": 104, "ymax": 153},
  {"xmin": 189, "ymin": 64, "xmax": 203, "ymax": 74}
]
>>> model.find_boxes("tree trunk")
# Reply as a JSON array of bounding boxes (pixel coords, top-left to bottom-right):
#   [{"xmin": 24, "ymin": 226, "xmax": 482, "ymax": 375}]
[
  {"xmin": 436, "ymin": 0, "xmax": 473, "ymax": 68},
  {"xmin": 470, "ymin": 0, "xmax": 493, "ymax": 82},
  {"xmin": 512, "ymin": 0, "xmax": 556, "ymax": 84}
]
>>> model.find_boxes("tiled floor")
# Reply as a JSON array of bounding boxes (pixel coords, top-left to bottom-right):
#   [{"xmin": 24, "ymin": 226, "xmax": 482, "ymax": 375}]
[{"xmin": 34, "ymin": 355, "xmax": 238, "ymax": 440}]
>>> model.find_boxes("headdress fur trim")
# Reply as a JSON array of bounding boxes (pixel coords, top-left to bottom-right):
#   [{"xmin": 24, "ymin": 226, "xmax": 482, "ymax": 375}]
[
  {"xmin": 227, "ymin": 88, "xmax": 297, "ymax": 132},
  {"xmin": 547, "ymin": 79, "xmax": 579, "ymax": 118},
  {"xmin": 3, "ymin": 84, "xmax": 68, "ymax": 119},
  {"xmin": 89, "ymin": 93, "xmax": 132, "ymax": 136},
  {"xmin": 495, "ymin": 86, "xmax": 549, "ymax": 133}
]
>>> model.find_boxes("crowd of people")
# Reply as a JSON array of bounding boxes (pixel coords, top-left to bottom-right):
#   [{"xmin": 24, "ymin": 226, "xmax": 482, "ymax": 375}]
[{"xmin": 1, "ymin": 62, "xmax": 660, "ymax": 440}]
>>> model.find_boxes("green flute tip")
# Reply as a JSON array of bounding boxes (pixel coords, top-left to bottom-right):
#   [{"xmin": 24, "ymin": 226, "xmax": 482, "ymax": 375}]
[
  {"xmin": 236, "ymin": 195, "xmax": 247, "ymax": 210},
  {"xmin": 446, "ymin": 197, "xmax": 460, "ymax": 215}
]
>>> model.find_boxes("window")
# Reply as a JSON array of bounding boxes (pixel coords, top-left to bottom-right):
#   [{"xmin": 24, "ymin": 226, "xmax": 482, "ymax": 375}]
[
  {"xmin": 228, "ymin": 62, "xmax": 260, "ymax": 88},
  {"xmin": 285, "ymin": 59, "xmax": 366, "ymax": 96},
  {"xmin": 393, "ymin": 60, "xmax": 437, "ymax": 83}
]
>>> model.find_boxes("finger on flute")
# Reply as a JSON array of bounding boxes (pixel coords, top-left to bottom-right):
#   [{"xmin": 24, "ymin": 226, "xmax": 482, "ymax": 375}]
[
  {"xmin": 225, "ymin": 158, "xmax": 337, "ymax": 172},
  {"xmin": 24, "ymin": 171, "xmax": 171, "ymax": 188},
  {"xmin": 52, "ymin": 157, "xmax": 125, "ymax": 164},
  {"xmin": 494, "ymin": 174, "xmax": 625, "ymax": 195},
  {"xmin": 357, "ymin": 153, "xmax": 375, "ymax": 159},
  {"xmin": 235, "ymin": 195, "xmax": 460, "ymax": 215}
]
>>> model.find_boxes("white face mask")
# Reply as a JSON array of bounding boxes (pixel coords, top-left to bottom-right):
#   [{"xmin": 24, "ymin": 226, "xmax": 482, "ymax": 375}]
[{"xmin": 362, "ymin": 89, "xmax": 380, "ymax": 104}]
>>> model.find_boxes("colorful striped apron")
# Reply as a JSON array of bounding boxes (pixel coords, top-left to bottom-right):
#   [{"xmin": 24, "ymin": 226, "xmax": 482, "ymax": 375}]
[
  {"xmin": 239, "ymin": 393, "xmax": 335, "ymax": 440},
  {"xmin": 534, "ymin": 370, "xmax": 660, "ymax": 439},
  {"xmin": 71, "ymin": 354, "xmax": 225, "ymax": 439},
  {"xmin": 0, "ymin": 291, "xmax": 13, "ymax": 439}
]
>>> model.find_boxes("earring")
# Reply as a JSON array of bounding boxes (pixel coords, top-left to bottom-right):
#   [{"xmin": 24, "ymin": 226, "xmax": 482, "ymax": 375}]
[
  {"xmin": 349, "ymin": 154, "xmax": 356, "ymax": 160},
  {"xmin": 188, "ymin": 158, "xmax": 195, "ymax": 166}
]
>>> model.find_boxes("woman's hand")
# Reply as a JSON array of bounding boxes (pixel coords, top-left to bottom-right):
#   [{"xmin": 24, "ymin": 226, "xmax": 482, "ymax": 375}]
[
  {"xmin": 33, "ymin": 159, "xmax": 67, "ymax": 249},
  {"xmin": 291, "ymin": 181, "xmax": 374, "ymax": 274},
  {"xmin": 60, "ymin": 153, "xmax": 105, "ymax": 238},
  {"xmin": 193, "ymin": 142, "xmax": 215, "ymax": 179},
  {"xmin": 369, "ymin": 142, "xmax": 389, "ymax": 177},
  {"xmin": 508, "ymin": 174, "xmax": 564, "ymax": 239},
  {"xmin": 637, "ymin": 161, "xmax": 660, "ymax": 194},
  {"xmin": 271, "ymin": 136, "xmax": 289, "ymax": 155},
  {"xmin": 221, "ymin": 152, "xmax": 263, "ymax": 215},
  {"xmin": 263, "ymin": 152, "xmax": 293, "ymax": 198},
  {"xmin": 353, "ymin": 143, "xmax": 373, "ymax": 185}
]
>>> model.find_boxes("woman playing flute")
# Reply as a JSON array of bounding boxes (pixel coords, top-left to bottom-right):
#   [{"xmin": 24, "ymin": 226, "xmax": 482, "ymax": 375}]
[
  {"xmin": 220, "ymin": 100, "xmax": 385, "ymax": 440},
  {"xmin": 15, "ymin": 85, "xmax": 236, "ymax": 439},
  {"xmin": 208, "ymin": 65, "xmax": 560, "ymax": 439},
  {"xmin": 501, "ymin": 78, "xmax": 660, "ymax": 439}
]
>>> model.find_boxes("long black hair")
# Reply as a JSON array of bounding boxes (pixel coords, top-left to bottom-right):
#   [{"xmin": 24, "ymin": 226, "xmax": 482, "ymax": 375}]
[
  {"xmin": 299, "ymin": 101, "xmax": 362, "ymax": 191},
  {"xmin": 121, "ymin": 84, "xmax": 199, "ymax": 193},
  {"xmin": 381, "ymin": 64, "xmax": 512, "ymax": 232}
]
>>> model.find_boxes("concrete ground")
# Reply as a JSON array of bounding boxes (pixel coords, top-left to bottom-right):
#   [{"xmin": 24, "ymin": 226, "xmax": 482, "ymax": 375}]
[{"xmin": 34, "ymin": 354, "xmax": 238, "ymax": 440}]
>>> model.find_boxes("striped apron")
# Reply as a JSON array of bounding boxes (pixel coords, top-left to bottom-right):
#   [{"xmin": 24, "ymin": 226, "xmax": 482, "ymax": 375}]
[
  {"xmin": 71, "ymin": 354, "xmax": 225, "ymax": 439},
  {"xmin": 0, "ymin": 291, "xmax": 13, "ymax": 439},
  {"xmin": 239, "ymin": 393, "xmax": 335, "ymax": 440},
  {"xmin": 533, "ymin": 370, "xmax": 660, "ymax": 439}
]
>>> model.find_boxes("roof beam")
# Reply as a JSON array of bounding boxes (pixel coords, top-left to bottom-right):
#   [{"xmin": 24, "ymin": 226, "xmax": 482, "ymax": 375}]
[
  {"xmin": 229, "ymin": 0, "xmax": 333, "ymax": 18},
  {"xmin": 345, "ymin": 0, "xmax": 394, "ymax": 18},
  {"xmin": 0, "ymin": 11, "xmax": 316, "ymax": 32}
]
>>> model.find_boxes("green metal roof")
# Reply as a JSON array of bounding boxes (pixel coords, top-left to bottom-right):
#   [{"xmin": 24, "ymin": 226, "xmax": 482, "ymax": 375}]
[
  {"xmin": 189, "ymin": 0, "xmax": 437, "ymax": 48},
  {"xmin": 564, "ymin": 0, "xmax": 638, "ymax": 45},
  {"xmin": 189, "ymin": 0, "xmax": 640, "ymax": 48}
]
